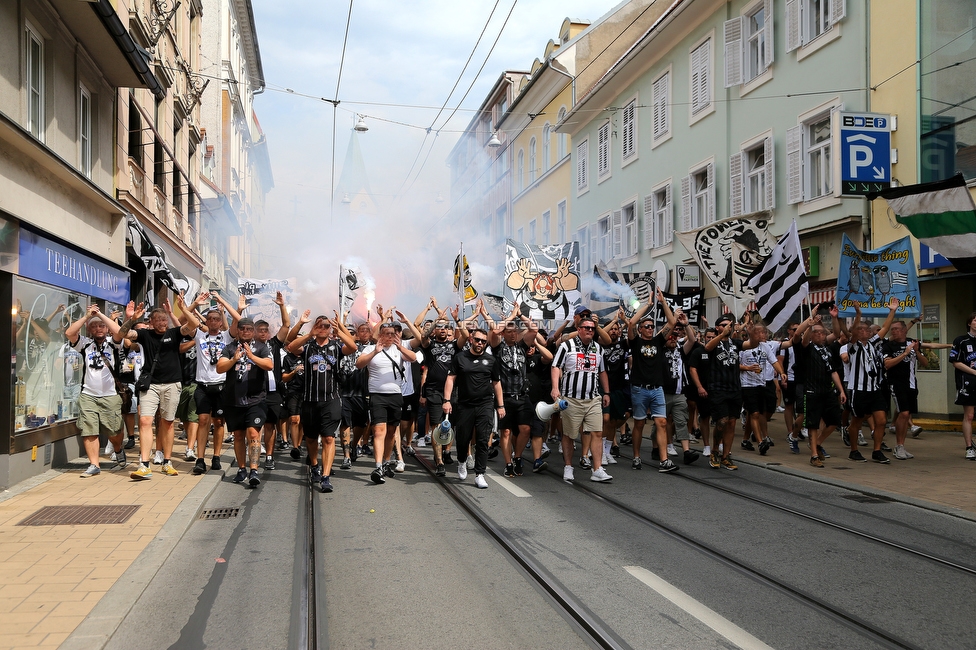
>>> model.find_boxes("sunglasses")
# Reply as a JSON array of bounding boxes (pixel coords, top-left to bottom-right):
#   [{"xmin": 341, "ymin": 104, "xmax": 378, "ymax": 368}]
[
  {"xmin": 578, "ymin": 325, "xmax": 595, "ymax": 331},
  {"xmin": 471, "ymin": 338, "xmax": 488, "ymax": 344},
  {"xmin": 640, "ymin": 324, "xmax": 654, "ymax": 329}
]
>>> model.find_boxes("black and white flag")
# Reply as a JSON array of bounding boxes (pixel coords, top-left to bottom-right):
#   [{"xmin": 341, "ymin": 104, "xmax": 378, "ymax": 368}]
[
  {"xmin": 339, "ymin": 265, "xmax": 362, "ymax": 315},
  {"xmin": 746, "ymin": 220, "xmax": 809, "ymax": 332}
]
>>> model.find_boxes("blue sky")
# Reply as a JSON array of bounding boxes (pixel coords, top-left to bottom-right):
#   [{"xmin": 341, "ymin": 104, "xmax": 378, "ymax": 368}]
[{"xmin": 249, "ymin": 0, "xmax": 616, "ymax": 313}]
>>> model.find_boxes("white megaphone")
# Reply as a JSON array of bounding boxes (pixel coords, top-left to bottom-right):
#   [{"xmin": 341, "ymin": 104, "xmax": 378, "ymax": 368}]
[
  {"xmin": 535, "ymin": 399, "xmax": 569, "ymax": 421},
  {"xmin": 432, "ymin": 415, "xmax": 454, "ymax": 446}
]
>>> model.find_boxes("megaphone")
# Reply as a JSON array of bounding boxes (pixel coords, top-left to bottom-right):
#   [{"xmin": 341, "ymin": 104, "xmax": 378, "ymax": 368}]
[
  {"xmin": 432, "ymin": 416, "xmax": 454, "ymax": 446},
  {"xmin": 535, "ymin": 400, "xmax": 569, "ymax": 421}
]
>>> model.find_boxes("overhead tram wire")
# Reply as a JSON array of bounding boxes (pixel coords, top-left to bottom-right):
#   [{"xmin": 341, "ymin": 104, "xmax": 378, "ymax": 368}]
[
  {"xmin": 330, "ymin": 0, "xmax": 356, "ymax": 226},
  {"xmin": 390, "ymin": 0, "xmax": 504, "ymax": 205}
]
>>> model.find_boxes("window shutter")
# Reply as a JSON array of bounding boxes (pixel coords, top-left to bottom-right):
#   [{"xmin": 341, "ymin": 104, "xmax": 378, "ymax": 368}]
[
  {"xmin": 589, "ymin": 226, "xmax": 599, "ymax": 264},
  {"xmin": 724, "ymin": 17, "xmax": 743, "ymax": 88},
  {"xmin": 653, "ymin": 74, "xmax": 669, "ymax": 140},
  {"xmin": 764, "ymin": 0, "xmax": 775, "ymax": 67},
  {"xmin": 643, "ymin": 194, "xmax": 655, "ymax": 249},
  {"xmin": 611, "ymin": 210, "xmax": 623, "ymax": 258},
  {"xmin": 829, "ymin": 0, "xmax": 846, "ymax": 26},
  {"xmin": 786, "ymin": 124, "xmax": 803, "ymax": 204},
  {"xmin": 681, "ymin": 175, "xmax": 692, "ymax": 231},
  {"xmin": 576, "ymin": 140, "xmax": 588, "ymax": 190},
  {"xmin": 664, "ymin": 183, "xmax": 673, "ymax": 244},
  {"xmin": 706, "ymin": 162, "xmax": 716, "ymax": 223},
  {"xmin": 701, "ymin": 40, "xmax": 712, "ymax": 109},
  {"xmin": 729, "ymin": 151, "xmax": 744, "ymax": 217},
  {"xmin": 629, "ymin": 209, "xmax": 638, "ymax": 255},
  {"xmin": 764, "ymin": 136, "xmax": 775, "ymax": 210},
  {"xmin": 622, "ymin": 101, "xmax": 636, "ymax": 159},
  {"xmin": 786, "ymin": 0, "xmax": 801, "ymax": 52},
  {"xmin": 598, "ymin": 121, "xmax": 610, "ymax": 177},
  {"xmin": 690, "ymin": 49, "xmax": 701, "ymax": 113}
]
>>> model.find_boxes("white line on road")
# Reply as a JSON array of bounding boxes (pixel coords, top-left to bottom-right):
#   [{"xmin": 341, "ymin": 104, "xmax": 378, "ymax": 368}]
[
  {"xmin": 624, "ymin": 565, "xmax": 775, "ymax": 650},
  {"xmin": 487, "ymin": 471, "xmax": 532, "ymax": 497}
]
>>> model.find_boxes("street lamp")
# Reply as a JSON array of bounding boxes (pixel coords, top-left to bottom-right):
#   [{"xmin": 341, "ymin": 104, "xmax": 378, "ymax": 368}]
[
  {"xmin": 487, "ymin": 131, "xmax": 502, "ymax": 148},
  {"xmin": 354, "ymin": 114, "xmax": 368, "ymax": 132}
]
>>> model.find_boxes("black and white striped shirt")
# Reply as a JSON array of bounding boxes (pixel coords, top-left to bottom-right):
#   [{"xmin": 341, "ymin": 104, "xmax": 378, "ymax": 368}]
[
  {"xmin": 552, "ymin": 338, "xmax": 605, "ymax": 400},
  {"xmin": 846, "ymin": 334, "xmax": 885, "ymax": 392},
  {"xmin": 301, "ymin": 339, "xmax": 344, "ymax": 403}
]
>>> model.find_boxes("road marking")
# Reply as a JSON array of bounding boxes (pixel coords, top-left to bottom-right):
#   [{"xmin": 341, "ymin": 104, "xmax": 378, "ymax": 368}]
[
  {"xmin": 487, "ymin": 471, "xmax": 532, "ymax": 497},
  {"xmin": 624, "ymin": 566, "xmax": 774, "ymax": 650}
]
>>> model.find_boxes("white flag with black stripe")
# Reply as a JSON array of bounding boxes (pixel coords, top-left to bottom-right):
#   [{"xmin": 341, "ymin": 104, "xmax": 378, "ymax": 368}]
[{"xmin": 746, "ymin": 220, "xmax": 809, "ymax": 332}]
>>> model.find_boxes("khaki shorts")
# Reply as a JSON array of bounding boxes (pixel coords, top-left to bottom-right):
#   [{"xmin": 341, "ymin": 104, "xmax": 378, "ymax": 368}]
[
  {"xmin": 561, "ymin": 397, "xmax": 603, "ymax": 439},
  {"xmin": 139, "ymin": 382, "xmax": 181, "ymax": 421},
  {"xmin": 77, "ymin": 393, "xmax": 123, "ymax": 437}
]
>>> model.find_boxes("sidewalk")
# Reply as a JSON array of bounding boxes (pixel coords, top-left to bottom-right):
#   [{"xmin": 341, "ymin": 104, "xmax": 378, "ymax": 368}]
[{"xmin": 0, "ymin": 439, "xmax": 217, "ymax": 650}]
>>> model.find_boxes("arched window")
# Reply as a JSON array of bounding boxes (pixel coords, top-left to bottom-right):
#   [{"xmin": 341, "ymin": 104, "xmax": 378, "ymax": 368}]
[
  {"xmin": 542, "ymin": 123, "xmax": 551, "ymax": 172},
  {"xmin": 557, "ymin": 107, "xmax": 568, "ymax": 159},
  {"xmin": 517, "ymin": 149, "xmax": 524, "ymax": 193},
  {"xmin": 529, "ymin": 137, "xmax": 537, "ymax": 183}
]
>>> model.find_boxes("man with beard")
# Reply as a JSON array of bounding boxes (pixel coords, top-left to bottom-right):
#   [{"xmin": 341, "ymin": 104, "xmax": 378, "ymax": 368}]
[
  {"xmin": 336, "ymin": 321, "xmax": 373, "ymax": 467},
  {"xmin": 420, "ymin": 298, "xmax": 467, "ymax": 476},
  {"xmin": 190, "ymin": 302, "xmax": 234, "ymax": 475},
  {"xmin": 596, "ymin": 308, "xmax": 630, "ymax": 467},
  {"xmin": 254, "ymin": 292, "xmax": 292, "ymax": 471},
  {"xmin": 487, "ymin": 307, "xmax": 538, "ymax": 477}
]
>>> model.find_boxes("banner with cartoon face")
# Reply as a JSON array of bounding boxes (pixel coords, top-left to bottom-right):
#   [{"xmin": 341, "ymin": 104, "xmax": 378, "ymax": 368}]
[
  {"xmin": 238, "ymin": 277, "xmax": 296, "ymax": 332},
  {"xmin": 453, "ymin": 253, "xmax": 478, "ymax": 305},
  {"xmin": 504, "ymin": 241, "xmax": 581, "ymax": 321},
  {"xmin": 836, "ymin": 234, "xmax": 920, "ymax": 317},
  {"xmin": 590, "ymin": 263, "xmax": 655, "ymax": 319},
  {"xmin": 675, "ymin": 213, "xmax": 777, "ymax": 318}
]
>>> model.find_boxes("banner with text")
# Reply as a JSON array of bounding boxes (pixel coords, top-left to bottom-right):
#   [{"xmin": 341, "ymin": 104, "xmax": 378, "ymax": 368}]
[{"xmin": 836, "ymin": 234, "xmax": 920, "ymax": 317}]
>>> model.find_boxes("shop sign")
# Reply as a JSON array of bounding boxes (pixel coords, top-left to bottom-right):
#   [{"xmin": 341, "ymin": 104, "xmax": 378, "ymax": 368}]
[
  {"xmin": 675, "ymin": 264, "xmax": 701, "ymax": 290},
  {"xmin": 19, "ymin": 229, "xmax": 130, "ymax": 304}
]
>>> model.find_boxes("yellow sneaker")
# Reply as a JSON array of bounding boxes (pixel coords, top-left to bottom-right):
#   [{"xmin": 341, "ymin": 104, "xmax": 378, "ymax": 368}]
[
  {"xmin": 160, "ymin": 462, "xmax": 178, "ymax": 476},
  {"xmin": 130, "ymin": 464, "xmax": 152, "ymax": 480}
]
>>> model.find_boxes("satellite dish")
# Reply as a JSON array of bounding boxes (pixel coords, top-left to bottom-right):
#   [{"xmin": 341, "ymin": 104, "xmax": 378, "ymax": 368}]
[{"xmin": 652, "ymin": 260, "xmax": 670, "ymax": 292}]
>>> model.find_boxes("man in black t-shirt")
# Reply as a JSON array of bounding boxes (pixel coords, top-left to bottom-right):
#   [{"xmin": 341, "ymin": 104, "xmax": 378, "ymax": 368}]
[
  {"xmin": 688, "ymin": 328, "xmax": 716, "ymax": 457},
  {"xmin": 794, "ymin": 314, "xmax": 847, "ymax": 467},
  {"xmin": 421, "ymin": 316, "xmax": 463, "ymax": 476},
  {"xmin": 281, "ymin": 350, "xmax": 304, "ymax": 453},
  {"xmin": 488, "ymin": 312, "xmax": 538, "ymax": 477},
  {"xmin": 338, "ymin": 322, "xmax": 373, "ymax": 465},
  {"xmin": 596, "ymin": 309, "xmax": 630, "ymax": 469},
  {"xmin": 443, "ymin": 328, "xmax": 502, "ymax": 489},
  {"xmin": 662, "ymin": 314, "xmax": 699, "ymax": 466},
  {"xmin": 255, "ymin": 293, "xmax": 291, "ymax": 471},
  {"xmin": 119, "ymin": 294, "xmax": 203, "ymax": 480},
  {"xmin": 217, "ymin": 317, "xmax": 273, "ymax": 487},
  {"xmin": 950, "ymin": 311, "xmax": 976, "ymax": 459}
]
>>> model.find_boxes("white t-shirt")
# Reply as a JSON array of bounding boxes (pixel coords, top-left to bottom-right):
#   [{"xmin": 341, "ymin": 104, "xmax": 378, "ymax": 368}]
[
  {"xmin": 363, "ymin": 344, "xmax": 405, "ymax": 394},
  {"xmin": 73, "ymin": 336, "xmax": 122, "ymax": 398},
  {"xmin": 195, "ymin": 329, "xmax": 232, "ymax": 384}
]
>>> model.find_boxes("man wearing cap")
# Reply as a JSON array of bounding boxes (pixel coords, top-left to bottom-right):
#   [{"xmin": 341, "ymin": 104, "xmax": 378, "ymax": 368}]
[
  {"xmin": 420, "ymin": 300, "xmax": 466, "ymax": 476},
  {"xmin": 190, "ymin": 295, "xmax": 238, "ymax": 475}
]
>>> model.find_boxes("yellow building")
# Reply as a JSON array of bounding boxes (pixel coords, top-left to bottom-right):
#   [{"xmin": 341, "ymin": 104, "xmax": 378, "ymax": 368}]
[{"xmin": 869, "ymin": 0, "xmax": 976, "ymax": 415}]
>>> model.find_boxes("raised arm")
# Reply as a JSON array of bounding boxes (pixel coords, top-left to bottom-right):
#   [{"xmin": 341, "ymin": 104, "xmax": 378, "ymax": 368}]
[
  {"xmin": 876, "ymin": 297, "xmax": 900, "ymax": 339},
  {"xmin": 274, "ymin": 291, "xmax": 291, "ymax": 342},
  {"xmin": 118, "ymin": 301, "xmax": 146, "ymax": 341},
  {"xmin": 332, "ymin": 313, "xmax": 358, "ymax": 354}
]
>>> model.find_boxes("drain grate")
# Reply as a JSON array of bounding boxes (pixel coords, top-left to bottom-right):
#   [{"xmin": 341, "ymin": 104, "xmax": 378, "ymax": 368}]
[
  {"xmin": 842, "ymin": 494, "xmax": 894, "ymax": 504},
  {"xmin": 18, "ymin": 505, "xmax": 140, "ymax": 526},
  {"xmin": 200, "ymin": 507, "xmax": 240, "ymax": 520}
]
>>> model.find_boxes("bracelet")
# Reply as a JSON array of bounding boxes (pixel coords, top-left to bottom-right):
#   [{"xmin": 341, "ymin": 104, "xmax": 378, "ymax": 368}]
[{"xmin": 495, "ymin": 405, "xmax": 503, "ymax": 409}]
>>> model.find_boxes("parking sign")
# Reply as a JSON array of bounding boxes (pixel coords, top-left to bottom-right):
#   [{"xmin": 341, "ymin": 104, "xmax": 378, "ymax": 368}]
[{"xmin": 838, "ymin": 112, "xmax": 892, "ymax": 196}]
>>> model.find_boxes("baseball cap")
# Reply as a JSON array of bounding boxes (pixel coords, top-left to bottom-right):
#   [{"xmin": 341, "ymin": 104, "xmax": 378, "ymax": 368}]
[
  {"xmin": 237, "ymin": 317, "xmax": 255, "ymax": 328},
  {"xmin": 574, "ymin": 305, "xmax": 592, "ymax": 316}
]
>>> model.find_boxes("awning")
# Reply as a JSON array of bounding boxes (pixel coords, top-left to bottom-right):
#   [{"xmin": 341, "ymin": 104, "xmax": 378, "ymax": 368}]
[
  {"xmin": 126, "ymin": 215, "xmax": 200, "ymax": 303},
  {"xmin": 808, "ymin": 281, "xmax": 836, "ymax": 305}
]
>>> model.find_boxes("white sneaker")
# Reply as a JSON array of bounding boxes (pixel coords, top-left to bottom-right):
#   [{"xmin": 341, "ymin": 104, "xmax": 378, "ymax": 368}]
[
  {"xmin": 152, "ymin": 450, "xmax": 164, "ymax": 465},
  {"xmin": 395, "ymin": 460, "xmax": 405, "ymax": 473},
  {"xmin": 424, "ymin": 434, "xmax": 432, "ymax": 445},
  {"xmin": 105, "ymin": 440, "xmax": 114, "ymax": 455},
  {"xmin": 260, "ymin": 444, "xmax": 267, "ymax": 455},
  {"xmin": 604, "ymin": 452, "xmax": 618, "ymax": 465},
  {"xmin": 185, "ymin": 449, "xmax": 196, "ymax": 461},
  {"xmin": 857, "ymin": 432, "xmax": 869, "ymax": 446},
  {"xmin": 466, "ymin": 455, "xmax": 475, "ymax": 470},
  {"xmin": 563, "ymin": 465, "xmax": 574, "ymax": 483},
  {"xmin": 474, "ymin": 474, "xmax": 488, "ymax": 489},
  {"xmin": 740, "ymin": 409, "xmax": 747, "ymax": 427},
  {"xmin": 702, "ymin": 445, "xmax": 711, "ymax": 456},
  {"xmin": 800, "ymin": 428, "xmax": 809, "ymax": 439},
  {"xmin": 110, "ymin": 452, "xmax": 118, "ymax": 462},
  {"xmin": 967, "ymin": 446, "xmax": 976, "ymax": 460},
  {"xmin": 458, "ymin": 462, "xmax": 468, "ymax": 481},
  {"xmin": 590, "ymin": 467, "xmax": 613, "ymax": 482},
  {"xmin": 667, "ymin": 444, "xmax": 678, "ymax": 456},
  {"xmin": 775, "ymin": 405, "xmax": 785, "ymax": 413},
  {"xmin": 894, "ymin": 445, "xmax": 913, "ymax": 460},
  {"xmin": 416, "ymin": 437, "xmax": 426, "ymax": 447},
  {"xmin": 910, "ymin": 424, "xmax": 923, "ymax": 437}
]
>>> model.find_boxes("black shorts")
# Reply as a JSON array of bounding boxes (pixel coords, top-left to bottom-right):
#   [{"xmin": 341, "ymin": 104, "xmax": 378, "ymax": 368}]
[
  {"xmin": 764, "ymin": 381, "xmax": 778, "ymax": 413},
  {"xmin": 783, "ymin": 380, "xmax": 798, "ymax": 406},
  {"xmin": 226, "ymin": 402, "xmax": 267, "ymax": 432},
  {"xmin": 793, "ymin": 382, "xmax": 805, "ymax": 413},
  {"xmin": 803, "ymin": 391, "xmax": 842, "ymax": 429},
  {"xmin": 695, "ymin": 395, "xmax": 712, "ymax": 422},
  {"xmin": 302, "ymin": 399, "xmax": 342, "ymax": 439},
  {"xmin": 891, "ymin": 384, "xmax": 918, "ymax": 414},
  {"xmin": 955, "ymin": 379, "xmax": 976, "ymax": 407},
  {"xmin": 499, "ymin": 396, "xmax": 533, "ymax": 430},
  {"xmin": 603, "ymin": 388, "xmax": 632, "ymax": 421},
  {"xmin": 369, "ymin": 392, "xmax": 402, "ymax": 426},
  {"xmin": 423, "ymin": 388, "xmax": 451, "ymax": 430},
  {"xmin": 264, "ymin": 392, "xmax": 284, "ymax": 425},
  {"xmin": 194, "ymin": 383, "xmax": 226, "ymax": 418},
  {"xmin": 709, "ymin": 390, "xmax": 742, "ymax": 424},
  {"xmin": 341, "ymin": 395, "xmax": 369, "ymax": 429},
  {"xmin": 401, "ymin": 392, "xmax": 420, "ymax": 421},
  {"xmin": 284, "ymin": 393, "xmax": 303, "ymax": 418},
  {"xmin": 849, "ymin": 389, "xmax": 887, "ymax": 418},
  {"xmin": 742, "ymin": 386, "xmax": 767, "ymax": 415}
]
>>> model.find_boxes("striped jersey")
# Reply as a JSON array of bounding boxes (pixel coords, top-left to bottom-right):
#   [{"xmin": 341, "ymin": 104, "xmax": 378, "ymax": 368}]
[
  {"xmin": 846, "ymin": 335, "xmax": 885, "ymax": 392},
  {"xmin": 552, "ymin": 338, "xmax": 605, "ymax": 400},
  {"xmin": 300, "ymin": 339, "xmax": 344, "ymax": 403}
]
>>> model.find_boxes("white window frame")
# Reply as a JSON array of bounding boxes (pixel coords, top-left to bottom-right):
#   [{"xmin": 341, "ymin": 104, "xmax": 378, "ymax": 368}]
[
  {"xmin": 574, "ymin": 223, "xmax": 589, "ymax": 268},
  {"xmin": 529, "ymin": 137, "xmax": 537, "ymax": 183},
  {"xmin": 730, "ymin": 131, "xmax": 774, "ymax": 217},
  {"xmin": 557, "ymin": 107, "xmax": 568, "ymax": 159},
  {"xmin": 517, "ymin": 226, "xmax": 524, "ymax": 243},
  {"xmin": 79, "ymin": 84, "xmax": 92, "ymax": 178},
  {"xmin": 517, "ymin": 149, "xmax": 524, "ymax": 193},
  {"xmin": 621, "ymin": 96, "xmax": 638, "ymax": 165},
  {"xmin": 594, "ymin": 213, "xmax": 611, "ymax": 264},
  {"xmin": 528, "ymin": 218, "xmax": 537, "ymax": 245},
  {"xmin": 616, "ymin": 198, "xmax": 639, "ymax": 263},
  {"xmin": 645, "ymin": 179, "xmax": 673, "ymax": 251},
  {"xmin": 651, "ymin": 68, "xmax": 671, "ymax": 148},
  {"xmin": 805, "ymin": 114, "xmax": 832, "ymax": 201},
  {"xmin": 557, "ymin": 201, "xmax": 567, "ymax": 242},
  {"xmin": 689, "ymin": 32, "xmax": 715, "ymax": 125},
  {"xmin": 786, "ymin": 0, "xmax": 845, "ymax": 60},
  {"xmin": 726, "ymin": 0, "xmax": 775, "ymax": 96},
  {"xmin": 787, "ymin": 99, "xmax": 843, "ymax": 213},
  {"xmin": 542, "ymin": 210, "xmax": 551, "ymax": 244},
  {"xmin": 25, "ymin": 21, "xmax": 45, "ymax": 141},
  {"xmin": 576, "ymin": 138, "xmax": 589, "ymax": 195},
  {"xmin": 542, "ymin": 123, "xmax": 551, "ymax": 172},
  {"xmin": 681, "ymin": 159, "xmax": 716, "ymax": 231},
  {"xmin": 597, "ymin": 120, "xmax": 611, "ymax": 181}
]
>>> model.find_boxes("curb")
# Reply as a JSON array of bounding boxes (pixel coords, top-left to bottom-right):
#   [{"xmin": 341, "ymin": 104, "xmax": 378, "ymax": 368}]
[
  {"xmin": 60, "ymin": 472, "xmax": 223, "ymax": 650},
  {"xmin": 0, "ymin": 469, "xmax": 62, "ymax": 504}
]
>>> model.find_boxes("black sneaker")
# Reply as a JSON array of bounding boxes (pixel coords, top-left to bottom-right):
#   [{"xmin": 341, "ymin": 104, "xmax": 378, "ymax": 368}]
[
  {"xmin": 620, "ymin": 433, "xmax": 632, "ymax": 445},
  {"xmin": 383, "ymin": 462, "xmax": 396, "ymax": 478},
  {"xmin": 350, "ymin": 446, "xmax": 358, "ymax": 462},
  {"xmin": 532, "ymin": 459, "xmax": 548, "ymax": 473},
  {"xmin": 579, "ymin": 455, "xmax": 592, "ymax": 469},
  {"xmin": 683, "ymin": 449, "xmax": 700, "ymax": 465},
  {"xmin": 320, "ymin": 476, "xmax": 333, "ymax": 493},
  {"xmin": 370, "ymin": 467, "xmax": 385, "ymax": 484},
  {"xmin": 692, "ymin": 428, "xmax": 702, "ymax": 440},
  {"xmin": 504, "ymin": 464, "xmax": 516, "ymax": 477},
  {"xmin": 276, "ymin": 436, "xmax": 286, "ymax": 449},
  {"xmin": 233, "ymin": 468, "xmax": 247, "ymax": 483},
  {"xmin": 361, "ymin": 444, "xmax": 372, "ymax": 456},
  {"xmin": 849, "ymin": 450, "xmax": 868, "ymax": 462},
  {"xmin": 248, "ymin": 469, "xmax": 260, "ymax": 487},
  {"xmin": 487, "ymin": 446, "xmax": 499, "ymax": 459},
  {"xmin": 759, "ymin": 439, "xmax": 771, "ymax": 456},
  {"xmin": 192, "ymin": 458, "xmax": 207, "ymax": 475},
  {"xmin": 116, "ymin": 449, "xmax": 128, "ymax": 469},
  {"xmin": 871, "ymin": 450, "xmax": 891, "ymax": 464},
  {"xmin": 632, "ymin": 457, "xmax": 642, "ymax": 470},
  {"xmin": 290, "ymin": 447, "xmax": 301, "ymax": 460},
  {"xmin": 513, "ymin": 457, "xmax": 524, "ymax": 476},
  {"xmin": 842, "ymin": 428, "xmax": 851, "ymax": 447},
  {"xmin": 124, "ymin": 437, "xmax": 136, "ymax": 449},
  {"xmin": 610, "ymin": 445, "xmax": 620, "ymax": 457},
  {"xmin": 211, "ymin": 456, "xmax": 222, "ymax": 471},
  {"xmin": 405, "ymin": 445, "xmax": 416, "ymax": 457},
  {"xmin": 435, "ymin": 463, "xmax": 446, "ymax": 477},
  {"xmin": 340, "ymin": 458, "xmax": 352, "ymax": 470},
  {"xmin": 880, "ymin": 442, "xmax": 892, "ymax": 452},
  {"xmin": 444, "ymin": 451, "xmax": 454, "ymax": 465},
  {"xmin": 658, "ymin": 459, "xmax": 679, "ymax": 473},
  {"xmin": 264, "ymin": 456, "xmax": 276, "ymax": 471},
  {"xmin": 741, "ymin": 439, "xmax": 755, "ymax": 451}
]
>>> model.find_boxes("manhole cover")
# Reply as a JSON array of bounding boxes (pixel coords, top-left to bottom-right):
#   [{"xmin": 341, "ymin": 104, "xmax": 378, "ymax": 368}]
[
  {"xmin": 200, "ymin": 507, "xmax": 240, "ymax": 520},
  {"xmin": 18, "ymin": 505, "xmax": 140, "ymax": 526},
  {"xmin": 841, "ymin": 494, "xmax": 893, "ymax": 504}
]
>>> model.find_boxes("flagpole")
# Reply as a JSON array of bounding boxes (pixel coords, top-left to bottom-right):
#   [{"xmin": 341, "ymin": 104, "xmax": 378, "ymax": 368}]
[{"xmin": 459, "ymin": 241, "xmax": 465, "ymax": 321}]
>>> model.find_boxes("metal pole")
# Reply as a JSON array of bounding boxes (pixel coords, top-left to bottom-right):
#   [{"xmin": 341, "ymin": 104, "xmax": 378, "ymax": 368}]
[{"xmin": 459, "ymin": 241, "xmax": 465, "ymax": 321}]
